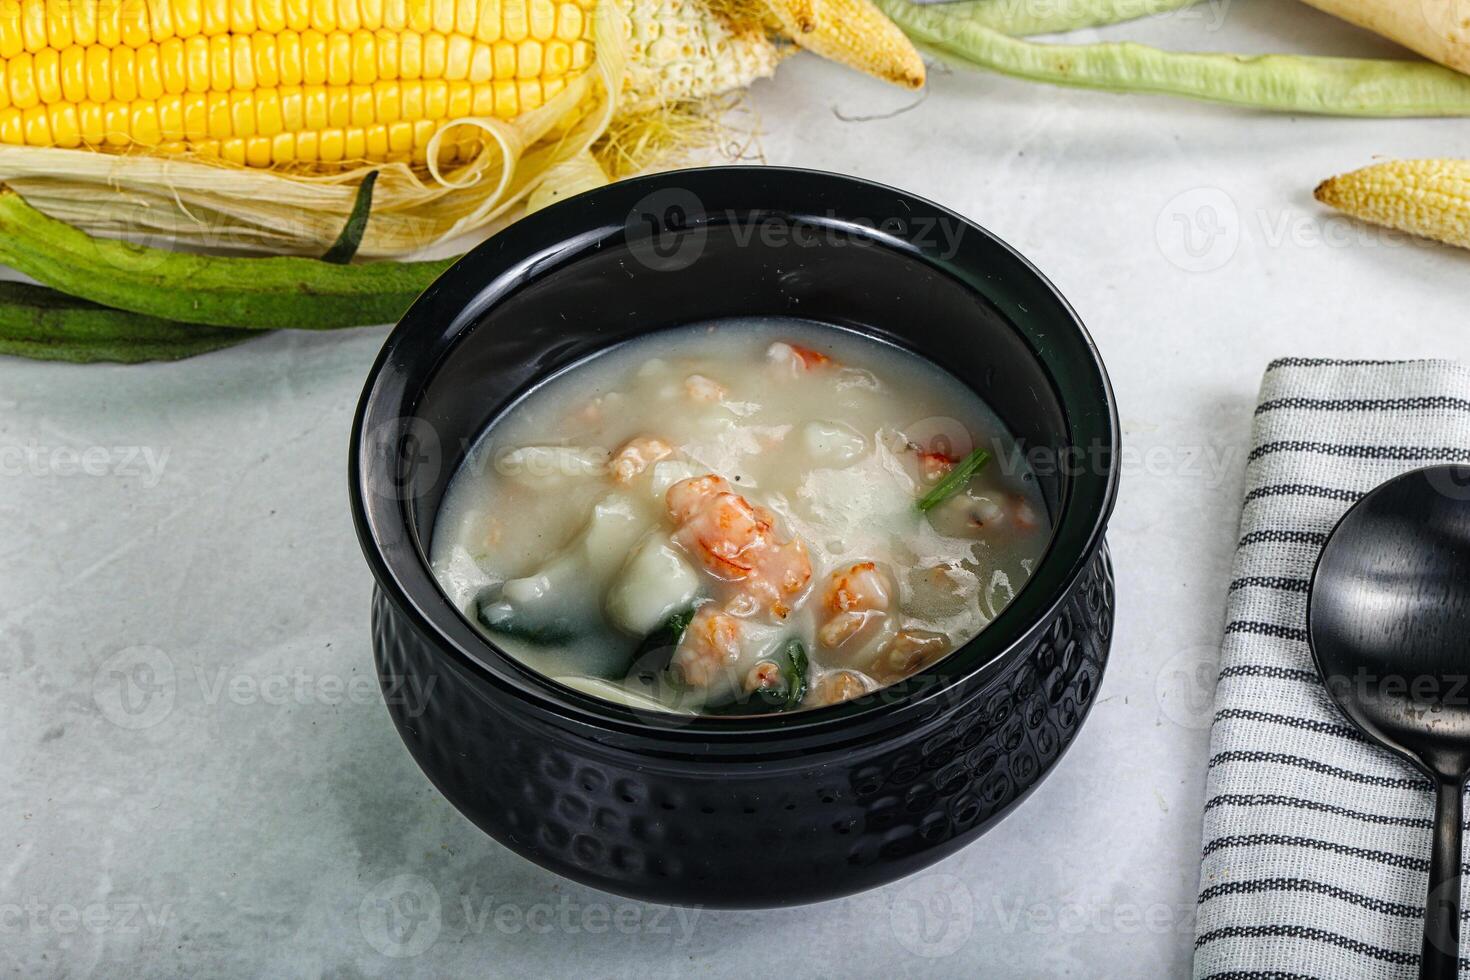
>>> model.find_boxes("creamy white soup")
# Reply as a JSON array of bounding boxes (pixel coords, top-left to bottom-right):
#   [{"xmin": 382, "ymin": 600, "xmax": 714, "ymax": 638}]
[{"xmin": 430, "ymin": 320, "xmax": 1050, "ymax": 715}]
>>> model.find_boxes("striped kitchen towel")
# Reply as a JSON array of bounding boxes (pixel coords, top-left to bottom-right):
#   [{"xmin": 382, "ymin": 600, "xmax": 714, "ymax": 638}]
[{"xmin": 1194, "ymin": 358, "xmax": 1470, "ymax": 980}]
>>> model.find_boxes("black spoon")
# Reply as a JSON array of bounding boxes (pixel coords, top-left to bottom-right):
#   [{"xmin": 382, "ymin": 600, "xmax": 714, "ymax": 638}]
[{"xmin": 1309, "ymin": 464, "xmax": 1470, "ymax": 980}]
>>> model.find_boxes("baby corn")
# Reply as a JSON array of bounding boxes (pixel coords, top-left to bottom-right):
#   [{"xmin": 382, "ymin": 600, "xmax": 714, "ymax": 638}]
[{"xmin": 1315, "ymin": 159, "xmax": 1470, "ymax": 251}]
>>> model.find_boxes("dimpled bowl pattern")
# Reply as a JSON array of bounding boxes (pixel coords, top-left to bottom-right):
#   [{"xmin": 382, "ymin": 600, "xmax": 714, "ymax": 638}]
[
  {"xmin": 372, "ymin": 546, "xmax": 1112, "ymax": 907},
  {"xmin": 352, "ymin": 167, "xmax": 1120, "ymax": 908}
]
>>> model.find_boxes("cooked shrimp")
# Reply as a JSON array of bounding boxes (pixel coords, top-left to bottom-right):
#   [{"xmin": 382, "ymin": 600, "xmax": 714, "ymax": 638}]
[
  {"xmin": 817, "ymin": 561, "xmax": 894, "ymax": 650},
  {"xmin": 665, "ymin": 475, "xmax": 813, "ymax": 618},
  {"xmin": 609, "ymin": 435, "xmax": 674, "ymax": 485},
  {"xmin": 808, "ymin": 669, "xmax": 877, "ymax": 707},
  {"xmin": 684, "ymin": 374, "xmax": 727, "ymax": 403},
  {"xmin": 873, "ymin": 629, "xmax": 951, "ymax": 683},
  {"xmin": 745, "ymin": 659, "xmax": 783, "ymax": 693},
  {"xmin": 917, "ymin": 450, "xmax": 956, "ymax": 483},
  {"xmin": 670, "ymin": 606, "xmax": 743, "ymax": 688},
  {"xmin": 766, "ymin": 341, "xmax": 832, "ymax": 374},
  {"xmin": 1009, "ymin": 495, "xmax": 1041, "ymax": 531}
]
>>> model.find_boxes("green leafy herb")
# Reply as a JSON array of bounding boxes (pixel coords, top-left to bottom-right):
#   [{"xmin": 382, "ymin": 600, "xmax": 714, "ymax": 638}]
[{"xmin": 917, "ymin": 447, "xmax": 991, "ymax": 513}]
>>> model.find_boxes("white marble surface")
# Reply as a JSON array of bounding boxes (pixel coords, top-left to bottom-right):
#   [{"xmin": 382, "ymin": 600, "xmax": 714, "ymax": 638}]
[{"xmin": 5, "ymin": 3, "xmax": 1470, "ymax": 977}]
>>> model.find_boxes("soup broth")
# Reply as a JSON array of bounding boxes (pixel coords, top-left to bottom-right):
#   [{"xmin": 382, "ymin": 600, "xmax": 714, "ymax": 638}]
[{"xmin": 430, "ymin": 320, "xmax": 1051, "ymax": 714}]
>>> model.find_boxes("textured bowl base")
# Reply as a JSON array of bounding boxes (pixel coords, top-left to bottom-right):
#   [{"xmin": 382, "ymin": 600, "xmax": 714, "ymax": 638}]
[{"xmin": 372, "ymin": 545, "xmax": 1114, "ymax": 908}]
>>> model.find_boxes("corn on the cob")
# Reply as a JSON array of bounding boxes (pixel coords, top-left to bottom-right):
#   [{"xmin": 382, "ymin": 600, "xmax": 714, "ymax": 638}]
[
  {"xmin": 0, "ymin": 0, "xmax": 601, "ymax": 164},
  {"xmin": 1315, "ymin": 159, "xmax": 1470, "ymax": 250},
  {"xmin": 0, "ymin": 0, "xmax": 921, "ymax": 166}
]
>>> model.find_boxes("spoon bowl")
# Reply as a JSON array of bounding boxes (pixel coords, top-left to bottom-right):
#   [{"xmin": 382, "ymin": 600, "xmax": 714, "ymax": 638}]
[{"xmin": 1309, "ymin": 463, "xmax": 1470, "ymax": 980}]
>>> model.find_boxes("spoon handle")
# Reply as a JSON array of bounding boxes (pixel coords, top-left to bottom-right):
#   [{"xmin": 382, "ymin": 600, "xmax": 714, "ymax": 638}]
[{"xmin": 1422, "ymin": 777, "xmax": 1464, "ymax": 980}]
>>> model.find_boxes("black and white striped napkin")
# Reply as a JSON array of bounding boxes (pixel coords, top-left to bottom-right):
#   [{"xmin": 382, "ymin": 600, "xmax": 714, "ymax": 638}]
[{"xmin": 1194, "ymin": 358, "xmax": 1470, "ymax": 979}]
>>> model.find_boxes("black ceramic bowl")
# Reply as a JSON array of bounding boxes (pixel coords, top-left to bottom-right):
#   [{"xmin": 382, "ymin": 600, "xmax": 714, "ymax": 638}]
[{"xmin": 350, "ymin": 166, "xmax": 1119, "ymax": 908}]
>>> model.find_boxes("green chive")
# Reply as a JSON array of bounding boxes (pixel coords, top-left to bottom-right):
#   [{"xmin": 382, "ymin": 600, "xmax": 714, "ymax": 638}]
[{"xmin": 917, "ymin": 447, "xmax": 991, "ymax": 513}]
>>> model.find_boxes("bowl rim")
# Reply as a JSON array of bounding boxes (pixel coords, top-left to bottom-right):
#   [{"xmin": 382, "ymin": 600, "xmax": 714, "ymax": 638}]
[{"xmin": 350, "ymin": 165, "xmax": 1120, "ymax": 745}]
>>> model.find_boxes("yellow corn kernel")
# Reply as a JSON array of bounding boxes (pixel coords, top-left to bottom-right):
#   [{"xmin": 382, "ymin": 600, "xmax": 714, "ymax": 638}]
[
  {"xmin": 335, "ymin": 0, "xmax": 359, "ymax": 31},
  {"xmin": 21, "ymin": 102, "xmax": 48, "ymax": 142},
  {"xmin": 382, "ymin": 0, "xmax": 405, "ymax": 30},
  {"xmin": 444, "ymin": 31, "xmax": 468, "ymax": 78},
  {"xmin": 206, "ymin": 32, "xmax": 230, "ymax": 88},
  {"xmin": 84, "ymin": 45, "xmax": 109, "ymax": 100},
  {"xmin": 20, "ymin": 0, "xmax": 43, "ymax": 53},
  {"xmin": 277, "ymin": 28, "xmax": 300, "ymax": 82},
  {"xmin": 397, "ymin": 75, "xmax": 418, "ymax": 116},
  {"xmin": 341, "ymin": 123, "xmax": 362, "ymax": 158},
  {"xmin": 300, "ymin": 81, "xmax": 323, "ymax": 127},
  {"xmin": 359, "ymin": 0, "xmax": 382, "ymax": 29},
  {"xmin": 514, "ymin": 37, "xmax": 538, "ymax": 78},
  {"xmin": 44, "ymin": 0, "xmax": 70, "ymax": 48},
  {"xmin": 371, "ymin": 77, "xmax": 395, "ymax": 119},
  {"xmin": 404, "ymin": 0, "xmax": 429, "ymax": 32},
  {"xmin": 159, "ymin": 37, "xmax": 186, "ymax": 92},
  {"xmin": 309, "ymin": 0, "xmax": 332, "ymax": 31},
  {"xmin": 228, "ymin": 87, "xmax": 253, "ymax": 134},
  {"xmin": 0, "ymin": 3, "xmax": 21, "ymax": 60},
  {"xmin": 491, "ymin": 75, "xmax": 512, "ymax": 115},
  {"xmin": 47, "ymin": 101, "xmax": 77, "ymax": 144},
  {"xmin": 278, "ymin": 81, "xmax": 299, "ymax": 126},
  {"xmin": 201, "ymin": 0, "xmax": 230, "ymax": 35},
  {"xmin": 252, "ymin": 31, "xmax": 278, "ymax": 86},
  {"xmin": 219, "ymin": 135, "xmax": 243, "ymax": 161},
  {"xmin": 102, "ymin": 99, "xmax": 128, "ymax": 144},
  {"xmin": 146, "ymin": 0, "xmax": 176, "ymax": 41},
  {"xmin": 300, "ymin": 27, "xmax": 324, "ymax": 83},
  {"xmin": 501, "ymin": 0, "xmax": 524, "ymax": 41},
  {"xmin": 121, "ymin": 0, "xmax": 152, "ymax": 47},
  {"xmin": 254, "ymin": 85, "xmax": 281, "ymax": 133},
  {"xmin": 528, "ymin": 0, "xmax": 552, "ymax": 40},
  {"xmin": 283, "ymin": 0, "xmax": 308, "ymax": 30},
  {"xmin": 182, "ymin": 33, "xmax": 208, "ymax": 90},
  {"xmin": 374, "ymin": 28, "xmax": 396, "ymax": 78},
  {"xmin": 244, "ymin": 133, "xmax": 270, "ymax": 164},
  {"xmin": 137, "ymin": 44, "xmax": 164, "ymax": 99},
  {"xmin": 326, "ymin": 29, "xmax": 349, "ymax": 83},
  {"xmin": 472, "ymin": 0, "xmax": 499, "ymax": 41},
  {"xmin": 363, "ymin": 119, "xmax": 386, "ymax": 156},
  {"xmin": 157, "ymin": 91, "xmax": 182, "ymax": 137},
  {"xmin": 421, "ymin": 29, "xmax": 443, "ymax": 75},
  {"xmin": 422, "ymin": 74, "xmax": 443, "ymax": 116},
  {"xmin": 324, "ymin": 81, "xmax": 347, "ymax": 124},
  {"xmin": 169, "ymin": 0, "xmax": 201, "ymax": 37},
  {"xmin": 230, "ymin": 0, "xmax": 256, "ymax": 33},
  {"xmin": 234, "ymin": 34, "xmax": 258, "ymax": 91},
  {"xmin": 348, "ymin": 80, "xmax": 370, "ymax": 122},
  {"xmin": 316, "ymin": 124, "xmax": 341, "ymax": 159},
  {"xmin": 131, "ymin": 99, "xmax": 160, "ymax": 143},
  {"xmin": 180, "ymin": 90, "xmax": 206, "ymax": 137},
  {"xmin": 0, "ymin": 62, "xmax": 9, "ymax": 109},
  {"xmin": 204, "ymin": 87, "xmax": 228, "ymax": 135},
  {"xmin": 554, "ymin": 0, "xmax": 578, "ymax": 40},
  {"xmin": 269, "ymin": 129, "xmax": 292, "ymax": 161},
  {"xmin": 8, "ymin": 51, "xmax": 34, "ymax": 108},
  {"xmin": 256, "ymin": 0, "xmax": 285, "ymax": 32},
  {"xmin": 110, "ymin": 45, "xmax": 137, "ymax": 100},
  {"xmin": 398, "ymin": 28, "xmax": 418, "ymax": 76},
  {"xmin": 293, "ymin": 127, "xmax": 316, "ymax": 160},
  {"xmin": 0, "ymin": 106, "xmax": 21, "ymax": 142},
  {"xmin": 31, "ymin": 45, "xmax": 55, "ymax": 101},
  {"xmin": 350, "ymin": 29, "xmax": 373, "ymax": 82},
  {"xmin": 76, "ymin": 99, "xmax": 104, "ymax": 141}
]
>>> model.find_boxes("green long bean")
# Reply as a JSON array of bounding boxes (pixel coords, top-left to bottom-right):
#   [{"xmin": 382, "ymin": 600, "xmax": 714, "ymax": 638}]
[
  {"xmin": 939, "ymin": 0, "xmax": 1204, "ymax": 38},
  {"xmin": 879, "ymin": 0, "xmax": 1470, "ymax": 116},
  {"xmin": 0, "ymin": 281, "xmax": 258, "ymax": 363}
]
